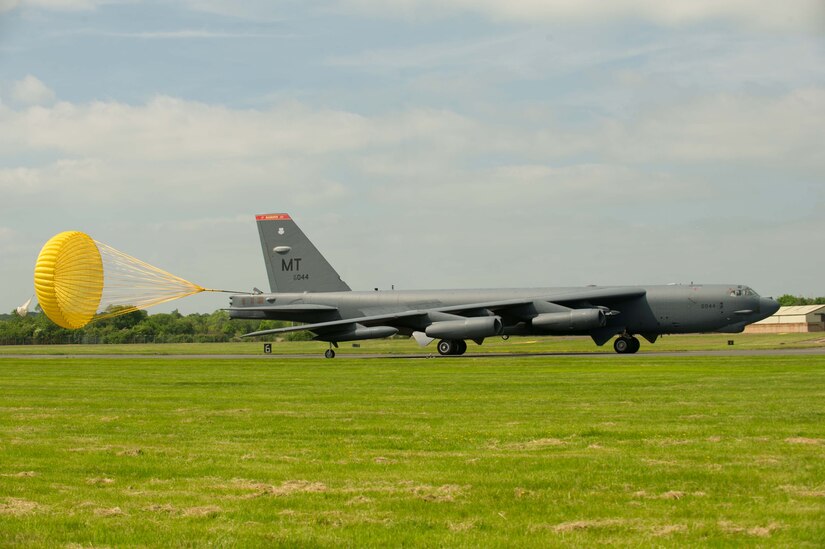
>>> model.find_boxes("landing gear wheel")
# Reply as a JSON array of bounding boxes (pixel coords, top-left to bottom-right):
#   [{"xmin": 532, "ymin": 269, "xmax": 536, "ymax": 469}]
[
  {"xmin": 324, "ymin": 349, "xmax": 336, "ymax": 359},
  {"xmin": 456, "ymin": 340, "xmax": 467, "ymax": 355},
  {"xmin": 614, "ymin": 336, "xmax": 640, "ymax": 354},
  {"xmin": 437, "ymin": 339, "xmax": 455, "ymax": 356}
]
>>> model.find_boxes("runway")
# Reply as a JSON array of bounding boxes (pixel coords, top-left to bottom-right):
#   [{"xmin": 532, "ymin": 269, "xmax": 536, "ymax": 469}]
[{"xmin": 2, "ymin": 348, "xmax": 825, "ymax": 360}]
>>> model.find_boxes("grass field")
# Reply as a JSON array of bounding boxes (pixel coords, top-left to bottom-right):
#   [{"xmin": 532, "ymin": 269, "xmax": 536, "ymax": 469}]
[
  {"xmin": 0, "ymin": 332, "xmax": 823, "ymax": 356},
  {"xmin": 1, "ymin": 353, "xmax": 824, "ymax": 547}
]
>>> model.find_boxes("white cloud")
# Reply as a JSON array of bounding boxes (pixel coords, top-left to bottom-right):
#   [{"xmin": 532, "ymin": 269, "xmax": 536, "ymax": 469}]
[
  {"xmin": 0, "ymin": 227, "xmax": 28, "ymax": 268},
  {"xmin": 20, "ymin": 0, "xmax": 107, "ymax": 10},
  {"xmin": 181, "ymin": 0, "xmax": 286, "ymax": 21},
  {"xmin": 328, "ymin": 33, "xmax": 527, "ymax": 71},
  {"xmin": 0, "ymin": 0, "xmax": 19, "ymax": 12},
  {"xmin": 0, "ymin": 97, "xmax": 481, "ymax": 162},
  {"xmin": 0, "ymin": 166, "xmax": 45, "ymax": 194},
  {"xmin": 1, "ymin": 89, "xmax": 823, "ymax": 307},
  {"xmin": 66, "ymin": 29, "xmax": 287, "ymax": 39},
  {"xmin": 601, "ymin": 89, "xmax": 825, "ymax": 170},
  {"xmin": 1, "ymin": 89, "xmax": 822, "ymax": 206},
  {"xmin": 341, "ymin": 0, "xmax": 825, "ymax": 31},
  {"xmin": 10, "ymin": 75, "xmax": 56, "ymax": 106},
  {"xmin": 170, "ymin": 0, "xmax": 825, "ymax": 30},
  {"xmin": 0, "ymin": 227, "xmax": 17, "ymax": 241}
]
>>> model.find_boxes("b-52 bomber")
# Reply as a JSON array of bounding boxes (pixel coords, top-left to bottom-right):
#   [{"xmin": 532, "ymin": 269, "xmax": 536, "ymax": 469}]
[{"xmin": 230, "ymin": 214, "xmax": 779, "ymax": 358}]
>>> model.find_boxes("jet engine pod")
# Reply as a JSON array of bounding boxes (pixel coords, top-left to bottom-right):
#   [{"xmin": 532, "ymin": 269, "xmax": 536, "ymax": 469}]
[
  {"xmin": 425, "ymin": 316, "xmax": 503, "ymax": 339},
  {"xmin": 531, "ymin": 309, "xmax": 606, "ymax": 332}
]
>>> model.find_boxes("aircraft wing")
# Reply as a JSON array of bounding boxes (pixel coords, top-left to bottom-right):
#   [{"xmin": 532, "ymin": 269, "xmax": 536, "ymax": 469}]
[
  {"xmin": 242, "ymin": 309, "xmax": 428, "ymax": 337},
  {"xmin": 240, "ymin": 286, "xmax": 646, "ymax": 338},
  {"xmin": 243, "ymin": 304, "xmax": 338, "ymax": 312}
]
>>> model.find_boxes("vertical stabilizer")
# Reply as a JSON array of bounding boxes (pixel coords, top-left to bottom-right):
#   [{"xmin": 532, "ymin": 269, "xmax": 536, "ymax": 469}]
[{"xmin": 256, "ymin": 214, "xmax": 351, "ymax": 293}]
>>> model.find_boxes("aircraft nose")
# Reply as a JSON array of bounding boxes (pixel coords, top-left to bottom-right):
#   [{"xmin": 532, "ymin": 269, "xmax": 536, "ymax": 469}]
[{"xmin": 760, "ymin": 297, "xmax": 780, "ymax": 317}]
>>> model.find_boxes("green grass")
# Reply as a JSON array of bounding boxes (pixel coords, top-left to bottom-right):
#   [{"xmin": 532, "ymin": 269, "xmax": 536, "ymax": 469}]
[
  {"xmin": 0, "ymin": 332, "xmax": 823, "ymax": 356},
  {"xmin": 1, "ymin": 355, "xmax": 824, "ymax": 547}
]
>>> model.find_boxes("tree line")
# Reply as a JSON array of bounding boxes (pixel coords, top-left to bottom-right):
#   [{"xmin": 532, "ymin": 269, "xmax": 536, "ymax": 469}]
[
  {"xmin": 0, "ymin": 309, "xmax": 310, "ymax": 345},
  {"xmin": 777, "ymin": 294, "xmax": 825, "ymax": 306}
]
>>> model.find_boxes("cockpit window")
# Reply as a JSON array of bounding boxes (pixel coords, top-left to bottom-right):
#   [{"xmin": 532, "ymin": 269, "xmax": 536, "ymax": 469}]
[{"xmin": 730, "ymin": 287, "xmax": 759, "ymax": 297}]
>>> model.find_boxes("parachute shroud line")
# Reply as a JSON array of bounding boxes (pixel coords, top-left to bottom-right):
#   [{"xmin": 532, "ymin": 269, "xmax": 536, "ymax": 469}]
[{"xmin": 33, "ymin": 231, "xmax": 233, "ymax": 329}]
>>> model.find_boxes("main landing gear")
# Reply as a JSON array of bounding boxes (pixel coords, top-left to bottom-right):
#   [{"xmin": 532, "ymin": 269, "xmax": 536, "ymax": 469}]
[
  {"xmin": 437, "ymin": 339, "xmax": 468, "ymax": 356},
  {"xmin": 613, "ymin": 335, "xmax": 640, "ymax": 354}
]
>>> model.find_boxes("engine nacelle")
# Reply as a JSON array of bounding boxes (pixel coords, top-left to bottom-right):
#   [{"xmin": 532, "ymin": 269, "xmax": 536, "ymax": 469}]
[
  {"xmin": 426, "ymin": 316, "xmax": 503, "ymax": 340},
  {"xmin": 531, "ymin": 309, "xmax": 606, "ymax": 332}
]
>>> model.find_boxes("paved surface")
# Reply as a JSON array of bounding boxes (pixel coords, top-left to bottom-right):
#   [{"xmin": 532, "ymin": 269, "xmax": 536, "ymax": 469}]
[{"xmin": 2, "ymin": 348, "xmax": 825, "ymax": 360}]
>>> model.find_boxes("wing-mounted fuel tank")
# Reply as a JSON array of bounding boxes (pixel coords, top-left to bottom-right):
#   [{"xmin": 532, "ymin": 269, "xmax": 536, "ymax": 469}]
[
  {"xmin": 531, "ymin": 309, "xmax": 606, "ymax": 332},
  {"xmin": 315, "ymin": 325, "xmax": 399, "ymax": 342},
  {"xmin": 425, "ymin": 317, "xmax": 503, "ymax": 339}
]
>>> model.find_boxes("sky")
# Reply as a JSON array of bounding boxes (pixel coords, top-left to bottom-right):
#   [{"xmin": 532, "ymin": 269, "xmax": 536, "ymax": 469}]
[{"xmin": 1, "ymin": 0, "xmax": 824, "ymax": 314}]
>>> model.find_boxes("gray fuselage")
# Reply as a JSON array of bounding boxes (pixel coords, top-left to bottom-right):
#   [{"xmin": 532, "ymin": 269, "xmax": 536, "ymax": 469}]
[
  {"xmin": 230, "ymin": 284, "xmax": 778, "ymax": 339},
  {"xmin": 233, "ymin": 214, "xmax": 781, "ymax": 355}
]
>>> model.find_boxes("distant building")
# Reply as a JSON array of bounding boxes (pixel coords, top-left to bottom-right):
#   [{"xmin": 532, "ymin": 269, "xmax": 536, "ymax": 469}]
[{"xmin": 745, "ymin": 305, "xmax": 825, "ymax": 333}]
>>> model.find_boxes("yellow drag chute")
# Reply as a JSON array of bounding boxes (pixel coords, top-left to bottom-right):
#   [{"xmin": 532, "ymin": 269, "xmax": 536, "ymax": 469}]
[
  {"xmin": 34, "ymin": 231, "xmax": 219, "ymax": 330},
  {"xmin": 35, "ymin": 231, "xmax": 104, "ymax": 329}
]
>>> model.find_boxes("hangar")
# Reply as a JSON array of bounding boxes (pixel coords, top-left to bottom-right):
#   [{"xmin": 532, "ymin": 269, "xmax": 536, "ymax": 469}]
[{"xmin": 745, "ymin": 305, "xmax": 825, "ymax": 333}]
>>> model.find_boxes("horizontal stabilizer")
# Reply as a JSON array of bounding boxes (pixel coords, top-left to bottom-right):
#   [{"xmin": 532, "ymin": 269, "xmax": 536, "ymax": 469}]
[{"xmin": 228, "ymin": 299, "xmax": 339, "ymax": 320}]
